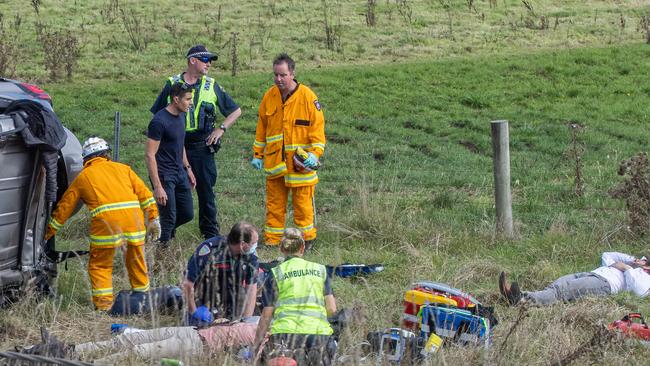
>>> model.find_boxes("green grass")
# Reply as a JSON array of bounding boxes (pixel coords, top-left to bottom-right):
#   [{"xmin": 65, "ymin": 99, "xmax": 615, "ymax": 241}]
[
  {"xmin": 0, "ymin": 0, "xmax": 649, "ymax": 80},
  {"xmin": 1, "ymin": 42, "xmax": 644, "ymax": 364}
]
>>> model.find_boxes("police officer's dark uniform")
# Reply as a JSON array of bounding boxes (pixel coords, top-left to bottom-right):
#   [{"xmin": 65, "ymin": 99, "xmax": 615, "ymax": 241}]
[
  {"xmin": 185, "ymin": 236, "xmax": 259, "ymax": 319},
  {"xmin": 151, "ymin": 45, "xmax": 240, "ymax": 239}
]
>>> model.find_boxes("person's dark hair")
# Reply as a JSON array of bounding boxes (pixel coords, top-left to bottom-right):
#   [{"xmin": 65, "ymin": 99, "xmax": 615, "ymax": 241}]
[
  {"xmin": 169, "ymin": 82, "xmax": 192, "ymax": 100},
  {"xmin": 273, "ymin": 53, "xmax": 295, "ymax": 72},
  {"xmin": 227, "ymin": 221, "xmax": 257, "ymax": 245}
]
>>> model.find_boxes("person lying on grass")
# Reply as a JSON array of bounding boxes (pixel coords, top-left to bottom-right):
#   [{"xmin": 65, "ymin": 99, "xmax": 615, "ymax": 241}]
[
  {"xmin": 499, "ymin": 251, "xmax": 650, "ymax": 306},
  {"xmin": 18, "ymin": 318, "xmax": 258, "ymax": 364}
]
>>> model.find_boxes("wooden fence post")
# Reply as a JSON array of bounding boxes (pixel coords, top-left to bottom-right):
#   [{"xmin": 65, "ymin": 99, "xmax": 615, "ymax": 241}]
[
  {"xmin": 491, "ymin": 120, "xmax": 514, "ymax": 237},
  {"xmin": 113, "ymin": 111, "xmax": 121, "ymax": 162}
]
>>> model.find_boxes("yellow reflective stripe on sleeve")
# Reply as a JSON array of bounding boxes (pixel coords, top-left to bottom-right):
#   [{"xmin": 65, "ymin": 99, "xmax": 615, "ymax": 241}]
[
  {"xmin": 264, "ymin": 163, "xmax": 288, "ymax": 176},
  {"xmin": 311, "ymin": 143, "xmax": 325, "ymax": 150},
  {"xmin": 285, "ymin": 173, "xmax": 318, "ymax": 185},
  {"xmin": 254, "ymin": 140, "xmax": 267, "ymax": 148},
  {"xmin": 265, "ymin": 226, "xmax": 285, "ymax": 234},
  {"xmin": 49, "ymin": 217, "xmax": 64, "ymax": 230},
  {"xmin": 124, "ymin": 231, "xmax": 147, "ymax": 240},
  {"xmin": 266, "ymin": 134, "xmax": 283, "ymax": 143},
  {"xmin": 91, "ymin": 201, "xmax": 141, "ymax": 217},
  {"xmin": 92, "ymin": 287, "xmax": 113, "ymax": 296},
  {"xmin": 140, "ymin": 197, "xmax": 156, "ymax": 209}
]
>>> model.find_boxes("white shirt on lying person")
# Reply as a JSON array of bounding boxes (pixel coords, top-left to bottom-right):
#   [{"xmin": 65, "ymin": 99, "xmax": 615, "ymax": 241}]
[
  {"xmin": 590, "ymin": 252, "xmax": 634, "ymax": 294},
  {"xmin": 624, "ymin": 267, "xmax": 650, "ymax": 296}
]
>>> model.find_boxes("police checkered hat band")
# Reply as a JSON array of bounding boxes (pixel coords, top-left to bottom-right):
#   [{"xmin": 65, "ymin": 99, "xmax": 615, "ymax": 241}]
[{"xmin": 186, "ymin": 45, "xmax": 218, "ymax": 60}]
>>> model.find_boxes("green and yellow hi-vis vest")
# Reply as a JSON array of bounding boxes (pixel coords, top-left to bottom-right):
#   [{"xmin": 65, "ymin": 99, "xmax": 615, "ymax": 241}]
[
  {"xmin": 167, "ymin": 74, "xmax": 218, "ymax": 133},
  {"xmin": 270, "ymin": 257, "xmax": 333, "ymax": 336}
]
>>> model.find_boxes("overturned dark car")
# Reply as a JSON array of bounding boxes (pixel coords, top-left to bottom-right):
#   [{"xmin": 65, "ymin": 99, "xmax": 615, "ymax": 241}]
[{"xmin": 0, "ymin": 78, "xmax": 83, "ymax": 305}]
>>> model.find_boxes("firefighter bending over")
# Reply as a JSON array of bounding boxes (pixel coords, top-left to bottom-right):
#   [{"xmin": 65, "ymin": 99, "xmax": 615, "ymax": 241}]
[{"xmin": 45, "ymin": 137, "xmax": 160, "ymax": 310}]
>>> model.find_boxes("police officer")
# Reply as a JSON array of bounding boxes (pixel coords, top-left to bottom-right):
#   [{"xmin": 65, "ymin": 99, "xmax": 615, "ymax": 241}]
[
  {"xmin": 151, "ymin": 44, "xmax": 242, "ymax": 239},
  {"xmin": 254, "ymin": 228, "xmax": 337, "ymax": 366},
  {"xmin": 182, "ymin": 221, "xmax": 259, "ymax": 324}
]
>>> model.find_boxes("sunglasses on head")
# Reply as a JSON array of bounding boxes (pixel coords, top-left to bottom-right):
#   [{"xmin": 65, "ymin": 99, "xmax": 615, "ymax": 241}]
[{"xmin": 195, "ymin": 56, "xmax": 213, "ymax": 63}]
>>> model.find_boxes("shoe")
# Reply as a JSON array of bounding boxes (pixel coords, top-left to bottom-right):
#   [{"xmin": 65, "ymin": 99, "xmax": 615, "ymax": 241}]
[
  {"xmin": 509, "ymin": 282, "xmax": 522, "ymax": 305},
  {"xmin": 499, "ymin": 272, "xmax": 522, "ymax": 306},
  {"xmin": 19, "ymin": 328, "xmax": 72, "ymax": 358}
]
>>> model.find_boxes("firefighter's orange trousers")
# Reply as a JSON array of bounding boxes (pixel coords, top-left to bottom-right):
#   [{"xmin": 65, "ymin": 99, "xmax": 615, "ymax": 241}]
[
  {"xmin": 88, "ymin": 244, "xmax": 149, "ymax": 310},
  {"xmin": 264, "ymin": 177, "xmax": 317, "ymax": 245}
]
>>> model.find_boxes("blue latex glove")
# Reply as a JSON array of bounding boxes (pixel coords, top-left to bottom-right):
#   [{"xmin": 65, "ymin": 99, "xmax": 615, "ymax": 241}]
[
  {"xmin": 250, "ymin": 158, "xmax": 263, "ymax": 170},
  {"xmin": 303, "ymin": 153, "xmax": 318, "ymax": 168},
  {"xmin": 191, "ymin": 306, "xmax": 213, "ymax": 326}
]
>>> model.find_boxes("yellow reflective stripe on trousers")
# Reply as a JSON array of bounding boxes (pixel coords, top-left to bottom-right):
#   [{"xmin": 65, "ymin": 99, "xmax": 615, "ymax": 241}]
[
  {"xmin": 89, "ymin": 230, "xmax": 147, "ymax": 247},
  {"xmin": 140, "ymin": 197, "xmax": 156, "ymax": 209},
  {"xmin": 265, "ymin": 163, "xmax": 288, "ymax": 176},
  {"xmin": 265, "ymin": 226, "xmax": 285, "ymax": 234},
  {"xmin": 266, "ymin": 134, "xmax": 283, "ymax": 143},
  {"xmin": 90, "ymin": 201, "xmax": 141, "ymax": 217},
  {"xmin": 285, "ymin": 172, "xmax": 318, "ymax": 185},
  {"xmin": 254, "ymin": 140, "xmax": 266, "ymax": 148},
  {"xmin": 297, "ymin": 223, "xmax": 314, "ymax": 232},
  {"xmin": 49, "ymin": 217, "xmax": 64, "ymax": 230},
  {"xmin": 92, "ymin": 287, "xmax": 113, "ymax": 296},
  {"xmin": 132, "ymin": 283, "xmax": 150, "ymax": 292}
]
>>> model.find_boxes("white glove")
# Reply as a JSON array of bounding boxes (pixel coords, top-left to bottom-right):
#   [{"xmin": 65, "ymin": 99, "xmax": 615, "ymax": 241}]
[{"xmin": 147, "ymin": 218, "xmax": 161, "ymax": 242}]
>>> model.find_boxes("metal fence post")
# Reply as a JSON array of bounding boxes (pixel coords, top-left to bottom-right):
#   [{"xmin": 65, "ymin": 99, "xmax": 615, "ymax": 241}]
[
  {"xmin": 113, "ymin": 111, "xmax": 121, "ymax": 162},
  {"xmin": 491, "ymin": 120, "xmax": 514, "ymax": 237}
]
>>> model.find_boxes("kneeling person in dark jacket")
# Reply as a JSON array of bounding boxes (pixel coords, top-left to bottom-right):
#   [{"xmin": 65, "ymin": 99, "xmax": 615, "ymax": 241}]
[{"xmin": 183, "ymin": 221, "xmax": 259, "ymax": 324}]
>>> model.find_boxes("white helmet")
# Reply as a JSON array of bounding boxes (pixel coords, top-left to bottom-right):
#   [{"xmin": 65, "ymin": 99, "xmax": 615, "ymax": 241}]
[{"xmin": 82, "ymin": 136, "xmax": 110, "ymax": 159}]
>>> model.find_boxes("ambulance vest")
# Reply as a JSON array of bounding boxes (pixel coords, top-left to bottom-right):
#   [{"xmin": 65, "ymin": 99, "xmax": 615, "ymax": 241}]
[
  {"xmin": 167, "ymin": 74, "xmax": 218, "ymax": 133},
  {"xmin": 270, "ymin": 257, "xmax": 333, "ymax": 335}
]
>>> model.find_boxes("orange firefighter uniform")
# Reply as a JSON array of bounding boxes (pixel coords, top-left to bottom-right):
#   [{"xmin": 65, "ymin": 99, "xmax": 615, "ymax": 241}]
[
  {"xmin": 45, "ymin": 157, "xmax": 159, "ymax": 310},
  {"xmin": 253, "ymin": 83, "xmax": 326, "ymax": 245}
]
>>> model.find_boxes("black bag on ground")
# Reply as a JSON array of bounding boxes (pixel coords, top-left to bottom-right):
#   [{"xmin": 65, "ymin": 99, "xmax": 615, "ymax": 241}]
[{"xmin": 108, "ymin": 286, "xmax": 183, "ymax": 316}]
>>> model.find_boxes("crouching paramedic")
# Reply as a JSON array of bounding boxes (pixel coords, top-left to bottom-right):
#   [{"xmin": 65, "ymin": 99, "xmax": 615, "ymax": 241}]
[
  {"xmin": 45, "ymin": 137, "xmax": 160, "ymax": 310},
  {"xmin": 254, "ymin": 228, "xmax": 337, "ymax": 366},
  {"xmin": 183, "ymin": 221, "xmax": 259, "ymax": 324},
  {"xmin": 250, "ymin": 53, "xmax": 326, "ymax": 249}
]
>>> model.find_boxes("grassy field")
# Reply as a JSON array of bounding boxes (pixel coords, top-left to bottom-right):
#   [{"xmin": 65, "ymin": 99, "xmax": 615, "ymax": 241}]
[
  {"xmin": 1, "ymin": 1, "xmax": 650, "ymax": 365},
  {"xmin": 0, "ymin": 0, "xmax": 649, "ymax": 80}
]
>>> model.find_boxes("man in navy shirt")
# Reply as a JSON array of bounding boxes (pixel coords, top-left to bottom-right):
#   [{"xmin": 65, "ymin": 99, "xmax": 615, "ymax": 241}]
[
  {"xmin": 183, "ymin": 221, "xmax": 259, "ymax": 323},
  {"xmin": 151, "ymin": 45, "xmax": 242, "ymax": 240},
  {"xmin": 146, "ymin": 82, "xmax": 197, "ymax": 246}
]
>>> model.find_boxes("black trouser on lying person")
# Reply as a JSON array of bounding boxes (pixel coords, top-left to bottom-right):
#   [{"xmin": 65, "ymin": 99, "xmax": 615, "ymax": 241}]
[{"xmin": 263, "ymin": 333, "xmax": 337, "ymax": 366}]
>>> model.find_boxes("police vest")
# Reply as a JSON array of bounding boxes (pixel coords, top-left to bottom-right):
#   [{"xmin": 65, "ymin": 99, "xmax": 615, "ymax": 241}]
[
  {"xmin": 270, "ymin": 257, "xmax": 333, "ymax": 335},
  {"xmin": 167, "ymin": 74, "xmax": 218, "ymax": 133},
  {"xmin": 193, "ymin": 242, "xmax": 247, "ymax": 320}
]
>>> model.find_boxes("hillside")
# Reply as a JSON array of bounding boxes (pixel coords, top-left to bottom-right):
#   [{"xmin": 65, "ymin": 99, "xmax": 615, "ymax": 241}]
[{"xmin": 1, "ymin": 1, "xmax": 650, "ymax": 365}]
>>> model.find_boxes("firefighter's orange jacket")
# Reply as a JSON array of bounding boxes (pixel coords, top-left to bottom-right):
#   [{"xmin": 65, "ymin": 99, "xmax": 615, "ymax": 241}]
[
  {"xmin": 253, "ymin": 83, "xmax": 326, "ymax": 187},
  {"xmin": 45, "ymin": 157, "xmax": 158, "ymax": 247}
]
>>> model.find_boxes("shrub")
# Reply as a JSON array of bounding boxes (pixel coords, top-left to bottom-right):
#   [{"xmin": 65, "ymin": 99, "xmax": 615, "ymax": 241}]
[{"xmin": 609, "ymin": 152, "xmax": 650, "ymax": 235}]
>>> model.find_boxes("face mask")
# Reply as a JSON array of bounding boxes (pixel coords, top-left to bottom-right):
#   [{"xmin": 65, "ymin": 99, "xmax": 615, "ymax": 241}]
[{"xmin": 246, "ymin": 242, "xmax": 258, "ymax": 256}]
